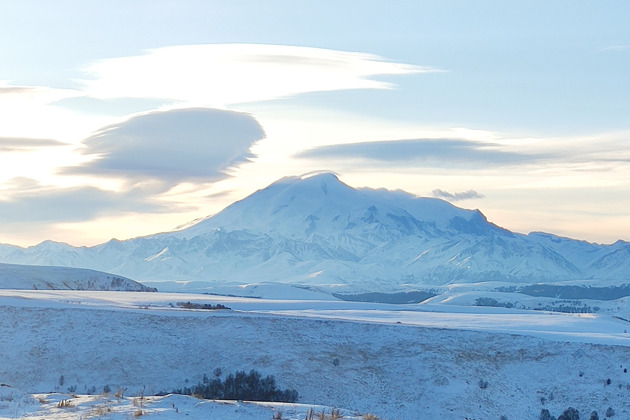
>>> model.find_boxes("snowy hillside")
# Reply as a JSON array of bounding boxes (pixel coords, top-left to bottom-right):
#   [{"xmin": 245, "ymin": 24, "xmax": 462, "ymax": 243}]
[
  {"xmin": 0, "ymin": 262, "xmax": 156, "ymax": 291},
  {"xmin": 1, "ymin": 173, "xmax": 629, "ymax": 293},
  {"xmin": 0, "ymin": 390, "xmax": 363, "ymax": 420},
  {"xmin": 2, "ymin": 290, "xmax": 630, "ymax": 420}
]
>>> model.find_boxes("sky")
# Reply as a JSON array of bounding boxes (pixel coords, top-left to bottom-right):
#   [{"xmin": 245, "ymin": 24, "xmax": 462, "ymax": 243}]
[{"xmin": 0, "ymin": 0, "xmax": 629, "ymax": 247}]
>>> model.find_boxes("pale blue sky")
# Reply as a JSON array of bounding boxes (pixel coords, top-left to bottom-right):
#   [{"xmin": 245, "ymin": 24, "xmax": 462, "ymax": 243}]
[{"xmin": 0, "ymin": 1, "xmax": 629, "ymax": 245}]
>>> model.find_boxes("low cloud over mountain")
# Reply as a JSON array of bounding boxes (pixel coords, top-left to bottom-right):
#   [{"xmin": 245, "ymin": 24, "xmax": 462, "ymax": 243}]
[{"xmin": 432, "ymin": 189, "xmax": 484, "ymax": 201}]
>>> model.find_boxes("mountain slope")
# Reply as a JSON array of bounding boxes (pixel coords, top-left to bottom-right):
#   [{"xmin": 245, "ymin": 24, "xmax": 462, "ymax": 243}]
[
  {"xmin": 0, "ymin": 262, "xmax": 156, "ymax": 291},
  {"xmin": 0, "ymin": 173, "xmax": 628, "ymax": 292}
]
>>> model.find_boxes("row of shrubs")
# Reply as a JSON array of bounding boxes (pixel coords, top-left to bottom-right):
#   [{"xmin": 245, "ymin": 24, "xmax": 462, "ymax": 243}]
[
  {"xmin": 166, "ymin": 369, "xmax": 298, "ymax": 403},
  {"xmin": 175, "ymin": 301, "xmax": 230, "ymax": 310},
  {"xmin": 474, "ymin": 297, "xmax": 600, "ymax": 313},
  {"xmin": 540, "ymin": 406, "xmax": 615, "ymax": 420}
]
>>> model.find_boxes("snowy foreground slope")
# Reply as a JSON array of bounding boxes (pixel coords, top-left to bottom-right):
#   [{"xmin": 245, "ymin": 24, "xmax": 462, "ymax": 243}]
[
  {"xmin": 2, "ymin": 290, "xmax": 630, "ymax": 419},
  {"xmin": 1, "ymin": 173, "xmax": 629, "ymax": 294},
  {"xmin": 0, "ymin": 389, "xmax": 359, "ymax": 420},
  {"xmin": 0, "ymin": 262, "xmax": 155, "ymax": 291}
]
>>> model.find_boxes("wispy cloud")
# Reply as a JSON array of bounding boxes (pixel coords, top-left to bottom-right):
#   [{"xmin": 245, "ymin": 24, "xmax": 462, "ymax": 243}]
[
  {"xmin": 0, "ymin": 86, "xmax": 33, "ymax": 95},
  {"xmin": 601, "ymin": 44, "xmax": 630, "ymax": 52},
  {"xmin": 0, "ymin": 177, "xmax": 182, "ymax": 224},
  {"xmin": 0, "ymin": 81, "xmax": 79, "ymax": 104},
  {"xmin": 432, "ymin": 189, "xmax": 484, "ymax": 201},
  {"xmin": 80, "ymin": 44, "xmax": 441, "ymax": 106},
  {"xmin": 0, "ymin": 81, "xmax": 100, "ymax": 141},
  {"xmin": 296, "ymin": 138, "xmax": 552, "ymax": 168},
  {"xmin": 66, "ymin": 108, "xmax": 264, "ymax": 183},
  {"xmin": 0, "ymin": 137, "xmax": 68, "ymax": 152}
]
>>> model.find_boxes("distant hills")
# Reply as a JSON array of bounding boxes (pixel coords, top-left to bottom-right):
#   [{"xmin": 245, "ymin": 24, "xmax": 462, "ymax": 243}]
[
  {"xmin": 1, "ymin": 173, "xmax": 629, "ymax": 293},
  {"xmin": 0, "ymin": 262, "xmax": 156, "ymax": 291}
]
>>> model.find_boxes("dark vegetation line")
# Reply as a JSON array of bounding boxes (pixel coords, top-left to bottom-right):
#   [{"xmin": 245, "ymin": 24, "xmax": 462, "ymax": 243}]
[
  {"xmin": 333, "ymin": 290, "xmax": 436, "ymax": 304},
  {"xmin": 164, "ymin": 369, "xmax": 298, "ymax": 403},
  {"xmin": 498, "ymin": 284, "xmax": 630, "ymax": 301},
  {"xmin": 176, "ymin": 301, "xmax": 230, "ymax": 310}
]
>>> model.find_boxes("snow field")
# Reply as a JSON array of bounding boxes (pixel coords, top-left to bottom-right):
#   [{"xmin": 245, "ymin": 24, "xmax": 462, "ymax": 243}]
[
  {"xmin": 1, "ymin": 389, "xmax": 362, "ymax": 420},
  {"xmin": 2, "ymin": 291, "xmax": 630, "ymax": 419}
]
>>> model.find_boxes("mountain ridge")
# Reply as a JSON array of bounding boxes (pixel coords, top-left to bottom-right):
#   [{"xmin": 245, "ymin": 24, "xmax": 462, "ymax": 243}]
[
  {"xmin": 0, "ymin": 262, "xmax": 156, "ymax": 291},
  {"xmin": 1, "ymin": 173, "xmax": 629, "ymax": 293}
]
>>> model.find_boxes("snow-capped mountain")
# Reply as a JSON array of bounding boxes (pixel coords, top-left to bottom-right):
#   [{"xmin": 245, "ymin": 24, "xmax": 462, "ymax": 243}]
[
  {"xmin": 1, "ymin": 173, "xmax": 629, "ymax": 292},
  {"xmin": 0, "ymin": 262, "xmax": 156, "ymax": 291}
]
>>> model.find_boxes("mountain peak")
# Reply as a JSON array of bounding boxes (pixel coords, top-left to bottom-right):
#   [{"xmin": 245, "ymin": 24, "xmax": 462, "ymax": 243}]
[
  {"xmin": 4, "ymin": 174, "xmax": 628, "ymax": 292},
  {"xmin": 266, "ymin": 172, "xmax": 350, "ymax": 197},
  {"xmin": 174, "ymin": 173, "xmax": 484, "ymax": 245},
  {"xmin": 31, "ymin": 240, "xmax": 74, "ymax": 251},
  {"xmin": 274, "ymin": 171, "xmax": 342, "ymax": 185}
]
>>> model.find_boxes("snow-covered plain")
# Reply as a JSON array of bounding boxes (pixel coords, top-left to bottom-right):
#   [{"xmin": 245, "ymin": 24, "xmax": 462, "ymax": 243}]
[{"xmin": 2, "ymin": 289, "xmax": 630, "ymax": 419}]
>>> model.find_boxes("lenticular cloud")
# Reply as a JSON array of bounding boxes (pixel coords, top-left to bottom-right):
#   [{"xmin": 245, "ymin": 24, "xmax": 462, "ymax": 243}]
[
  {"xmin": 70, "ymin": 107, "xmax": 265, "ymax": 183},
  {"xmin": 81, "ymin": 44, "xmax": 437, "ymax": 106}
]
